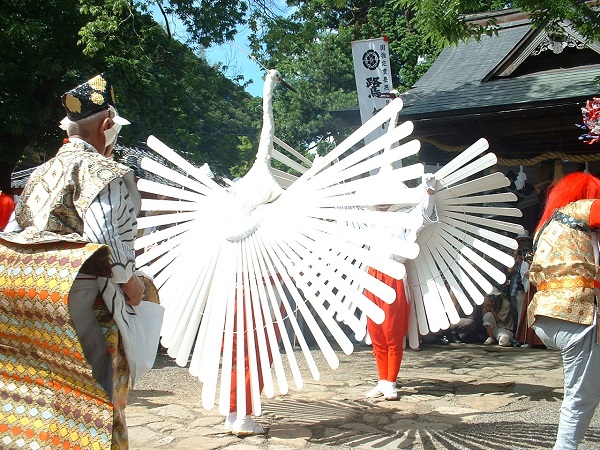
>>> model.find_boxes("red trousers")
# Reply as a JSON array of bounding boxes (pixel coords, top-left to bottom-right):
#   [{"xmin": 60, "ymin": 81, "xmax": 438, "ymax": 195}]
[
  {"xmin": 228, "ymin": 299, "xmax": 282, "ymax": 415},
  {"xmin": 365, "ymin": 267, "xmax": 410, "ymax": 382}
]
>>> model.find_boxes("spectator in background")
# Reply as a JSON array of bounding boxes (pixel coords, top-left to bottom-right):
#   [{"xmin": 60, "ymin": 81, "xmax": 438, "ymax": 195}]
[
  {"xmin": 422, "ymin": 284, "xmax": 485, "ymax": 345},
  {"xmin": 506, "ymin": 232, "xmax": 532, "ymax": 333},
  {"xmin": 482, "ymin": 287, "xmax": 515, "ymax": 347}
]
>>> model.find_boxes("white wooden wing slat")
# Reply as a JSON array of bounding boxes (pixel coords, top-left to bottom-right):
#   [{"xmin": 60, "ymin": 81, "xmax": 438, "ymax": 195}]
[
  {"xmin": 134, "ymin": 220, "xmax": 194, "ymax": 251},
  {"xmin": 137, "ymin": 178, "xmax": 207, "ymax": 203},
  {"xmin": 299, "ymin": 226, "xmax": 397, "ymax": 308},
  {"xmin": 436, "ymin": 228, "xmax": 494, "ymax": 294},
  {"xmin": 240, "ymin": 240, "xmax": 263, "ymax": 416},
  {"xmin": 432, "ymin": 231, "xmax": 486, "ymax": 303},
  {"xmin": 301, "ymin": 129, "xmax": 418, "ymax": 191},
  {"xmin": 253, "ymin": 233, "xmax": 306, "ymax": 389},
  {"xmin": 436, "ymin": 172, "xmax": 510, "ymax": 200},
  {"xmin": 272, "ymin": 148, "xmax": 309, "ymax": 174},
  {"xmin": 440, "ymin": 216, "xmax": 518, "ymax": 268},
  {"xmin": 289, "ymin": 231, "xmax": 386, "ymax": 329},
  {"xmin": 308, "ymin": 137, "xmax": 420, "ymax": 190},
  {"xmin": 420, "ymin": 244, "xmax": 461, "ymax": 325},
  {"xmin": 424, "ymin": 236, "xmax": 475, "ymax": 315},
  {"xmin": 405, "ymin": 260, "xmax": 430, "ymax": 335},
  {"xmin": 441, "ymin": 215, "xmax": 519, "ymax": 251},
  {"xmin": 302, "ymin": 217, "xmax": 409, "ymax": 280},
  {"xmin": 140, "ymin": 157, "xmax": 215, "ymax": 197},
  {"xmin": 299, "ymin": 99, "xmax": 405, "ymax": 177},
  {"xmin": 273, "ymin": 136, "xmax": 313, "ymax": 166},
  {"xmin": 438, "ymin": 153, "xmax": 497, "ymax": 188},
  {"xmin": 243, "ymin": 238, "xmax": 276, "ymax": 399},
  {"xmin": 444, "ymin": 204, "xmax": 523, "ymax": 217},
  {"xmin": 406, "ymin": 297, "xmax": 421, "ymax": 349},
  {"xmin": 443, "ymin": 210, "xmax": 524, "ymax": 234},
  {"xmin": 136, "ymin": 211, "xmax": 198, "ymax": 232},
  {"xmin": 433, "ymin": 138, "xmax": 489, "ymax": 180},
  {"xmin": 272, "ymin": 168, "xmax": 298, "ymax": 189},
  {"xmin": 139, "ymin": 198, "xmax": 203, "ymax": 212},
  {"xmin": 147, "ymin": 135, "xmax": 223, "ymax": 190},
  {"xmin": 414, "ymin": 250, "xmax": 450, "ymax": 332},
  {"xmin": 139, "ymin": 239, "xmax": 183, "ymax": 278},
  {"xmin": 248, "ymin": 234, "xmax": 290, "ymax": 395},
  {"xmin": 442, "ymin": 192, "xmax": 518, "ymax": 206},
  {"xmin": 217, "ymin": 258, "xmax": 236, "ymax": 415},
  {"xmin": 260, "ymin": 237, "xmax": 324, "ymax": 380},
  {"xmin": 277, "ymin": 237, "xmax": 355, "ymax": 355}
]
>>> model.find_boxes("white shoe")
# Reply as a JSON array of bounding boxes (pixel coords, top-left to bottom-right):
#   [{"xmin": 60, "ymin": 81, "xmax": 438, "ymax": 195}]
[
  {"xmin": 224, "ymin": 412, "xmax": 237, "ymax": 430},
  {"xmin": 382, "ymin": 381, "xmax": 398, "ymax": 401},
  {"xmin": 484, "ymin": 337, "xmax": 495, "ymax": 345},
  {"xmin": 231, "ymin": 415, "xmax": 265, "ymax": 436},
  {"xmin": 366, "ymin": 385, "xmax": 383, "ymax": 398}
]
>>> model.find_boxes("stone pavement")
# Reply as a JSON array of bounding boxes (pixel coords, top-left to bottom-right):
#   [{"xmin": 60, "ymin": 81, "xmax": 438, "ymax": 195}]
[{"xmin": 126, "ymin": 344, "xmax": 600, "ymax": 450}]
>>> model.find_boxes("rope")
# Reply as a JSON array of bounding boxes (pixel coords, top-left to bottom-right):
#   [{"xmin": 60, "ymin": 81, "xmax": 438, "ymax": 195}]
[
  {"xmin": 497, "ymin": 151, "xmax": 600, "ymax": 166},
  {"xmin": 419, "ymin": 137, "xmax": 600, "ymax": 166}
]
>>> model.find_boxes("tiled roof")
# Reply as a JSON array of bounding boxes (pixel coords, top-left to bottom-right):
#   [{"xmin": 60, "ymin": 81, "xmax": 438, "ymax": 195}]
[
  {"xmin": 399, "ymin": 20, "xmax": 600, "ymax": 119},
  {"xmin": 114, "ymin": 143, "xmax": 184, "ymax": 188},
  {"xmin": 11, "ymin": 167, "xmax": 36, "ymax": 189},
  {"xmin": 414, "ymin": 21, "xmax": 531, "ymax": 90},
  {"xmin": 11, "ymin": 143, "xmax": 190, "ymax": 189},
  {"xmin": 400, "ymin": 65, "xmax": 600, "ymax": 119}
]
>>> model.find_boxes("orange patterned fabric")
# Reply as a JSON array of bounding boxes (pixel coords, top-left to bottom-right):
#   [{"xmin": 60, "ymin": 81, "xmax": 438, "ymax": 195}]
[
  {"xmin": 528, "ymin": 200, "xmax": 599, "ymax": 338},
  {"xmin": 0, "ymin": 239, "xmax": 129, "ymax": 449},
  {"xmin": 536, "ymin": 276, "xmax": 596, "ymax": 291}
]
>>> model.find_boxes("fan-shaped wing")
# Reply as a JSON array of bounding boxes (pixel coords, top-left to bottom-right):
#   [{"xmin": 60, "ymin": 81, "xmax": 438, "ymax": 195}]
[
  {"xmin": 404, "ymin": 139, "xmax": 524, "ymax": 348},
  {"xmin": 136, "ymin": 99, "xmax": 425, "ymax": 415}
]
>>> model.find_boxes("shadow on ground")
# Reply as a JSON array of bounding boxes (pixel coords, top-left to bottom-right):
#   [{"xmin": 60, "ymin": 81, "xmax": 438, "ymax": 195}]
[{"xmin": 262, "ymin": 397, "xmax": 600, "ymax": 449}]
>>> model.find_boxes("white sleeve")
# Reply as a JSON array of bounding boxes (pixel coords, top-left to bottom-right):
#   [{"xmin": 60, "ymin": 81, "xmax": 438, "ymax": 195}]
[
  {"xmin": 83, "ymin": 177, "xmax": 137, "ymax": 283},
  {"xmin": 3, "ymin": 211, "xmax": 19, "ymax": 232}
]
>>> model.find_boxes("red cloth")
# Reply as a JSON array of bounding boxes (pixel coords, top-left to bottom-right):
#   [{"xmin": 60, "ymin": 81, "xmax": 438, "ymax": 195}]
[
  {"xmin": 589, "ymin": 199, "xmax": 600, "ymax": 228},
  {"xmin": 229, "ymin": 301, "xmax": 282, "ymax": 414},
  {"xmin": 365, "ymin": 267, "xmax": 411, "ymax": 382},
  {"xmin": 0, "ymin": 193, "xmax": 15, "ymax": 231}
]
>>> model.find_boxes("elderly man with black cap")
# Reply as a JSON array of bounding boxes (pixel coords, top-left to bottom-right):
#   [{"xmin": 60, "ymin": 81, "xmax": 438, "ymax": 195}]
[{"xmin": 0, "ymin": 73, "xmax": 163, "ymax": 449}]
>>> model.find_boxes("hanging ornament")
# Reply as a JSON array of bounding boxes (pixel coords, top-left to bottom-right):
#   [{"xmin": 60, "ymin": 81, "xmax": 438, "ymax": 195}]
[{"xmin": 514, "ymin": 165, "xmax": 526, "ymax": 190}]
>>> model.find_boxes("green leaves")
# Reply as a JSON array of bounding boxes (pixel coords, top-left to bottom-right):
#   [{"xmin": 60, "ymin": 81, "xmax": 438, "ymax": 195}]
[{"xmin": 391, "ymin": 0, "xmax": 600, "ymax": 47}]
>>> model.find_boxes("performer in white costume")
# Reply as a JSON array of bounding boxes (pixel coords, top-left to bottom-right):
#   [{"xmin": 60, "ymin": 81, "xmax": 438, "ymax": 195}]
[{"xmin": 134, "ymin": 69, "xmax": 522, "ymax": 435}]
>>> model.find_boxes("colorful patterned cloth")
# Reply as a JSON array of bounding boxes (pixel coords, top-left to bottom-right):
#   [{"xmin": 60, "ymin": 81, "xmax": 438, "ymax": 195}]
[
  {"xmin": 0, "ymin": 239, "xmax": 129, "ymax": 449},
  {"xmin": 7, "ymin": 141, "xmax": 130, "ymax": 243},
  {"xmin": 528, "ymin": 200, "xmax": 600, "ymax": 340}
]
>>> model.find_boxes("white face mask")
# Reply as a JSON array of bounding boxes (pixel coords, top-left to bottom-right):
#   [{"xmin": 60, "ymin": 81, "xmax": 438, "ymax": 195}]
[{"xmin": 104, "ymin": 122, "xmax": 122, "ymax": 149}]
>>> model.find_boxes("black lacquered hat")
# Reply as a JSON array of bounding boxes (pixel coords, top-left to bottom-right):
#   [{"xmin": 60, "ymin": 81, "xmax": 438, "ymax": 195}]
[{"xmin": 61, "ymin": 72, "xmax": 115, "ymax": 121}]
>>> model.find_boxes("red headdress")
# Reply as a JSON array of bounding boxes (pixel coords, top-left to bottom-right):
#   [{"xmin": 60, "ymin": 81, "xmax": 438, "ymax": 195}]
[{"xmin": 536, "ymin": 172, "xmax": 600, "ymax": 231}]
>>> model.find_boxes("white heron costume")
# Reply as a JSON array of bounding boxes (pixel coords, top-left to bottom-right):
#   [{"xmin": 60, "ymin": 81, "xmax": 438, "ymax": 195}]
[{"xmin": 134, "ymin": 69, "xmax": 523, "ymax": 417}]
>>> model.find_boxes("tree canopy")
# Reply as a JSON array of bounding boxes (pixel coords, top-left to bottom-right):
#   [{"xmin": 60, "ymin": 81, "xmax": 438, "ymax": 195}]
[
  {"xmin": 0, "ymin": 0, "xmax": 261, "ymax": 192},
  {"xmin": 3, "ymin": 0, "xmax": 599, "ymax": 192},
  {"xmin": 393, "ymin": 0, "xmax": 600, "ymax": 47}
]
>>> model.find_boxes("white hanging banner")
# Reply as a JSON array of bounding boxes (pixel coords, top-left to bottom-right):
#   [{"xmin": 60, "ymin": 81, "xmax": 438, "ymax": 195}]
[{"xmin": 351, "ymin": 37, "xmax": 394, "ymax": 145}]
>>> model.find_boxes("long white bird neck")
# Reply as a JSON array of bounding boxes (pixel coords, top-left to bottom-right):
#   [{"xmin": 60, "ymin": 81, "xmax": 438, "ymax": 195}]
[{"xmin": 256, "ymin": 70, "xmax": 278, "ymax": 164}]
